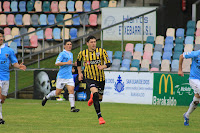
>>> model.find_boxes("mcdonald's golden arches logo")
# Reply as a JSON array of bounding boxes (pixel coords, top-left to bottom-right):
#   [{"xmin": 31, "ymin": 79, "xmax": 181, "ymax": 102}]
[{"xmin": 159, "ymin": 74, "xmax": 173, "ymax": 95}]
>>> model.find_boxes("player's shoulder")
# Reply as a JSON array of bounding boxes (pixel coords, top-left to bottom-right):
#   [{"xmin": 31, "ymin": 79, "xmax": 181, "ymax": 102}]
[{"xmin": 4, "ymin": 46, "xmax": 14, "ymax": 52}]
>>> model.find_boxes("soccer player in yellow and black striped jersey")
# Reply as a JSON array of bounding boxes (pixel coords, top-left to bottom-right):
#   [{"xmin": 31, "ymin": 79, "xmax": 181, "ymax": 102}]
[{"xmin": 77, "ymin": 36, "xmax": 111, "ymax": 125}]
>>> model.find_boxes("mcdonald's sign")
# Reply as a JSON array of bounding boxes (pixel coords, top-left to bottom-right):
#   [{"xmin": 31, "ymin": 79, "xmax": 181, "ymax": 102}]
[{"xmin": 159, "ymin": 74, "xmax": 173, "ymax": 95}]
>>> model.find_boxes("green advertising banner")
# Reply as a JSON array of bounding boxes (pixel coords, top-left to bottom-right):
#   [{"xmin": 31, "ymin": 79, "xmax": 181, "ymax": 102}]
[{"xmin": 153, "ymin": 73, "xmax": 193, "ymax": 106}]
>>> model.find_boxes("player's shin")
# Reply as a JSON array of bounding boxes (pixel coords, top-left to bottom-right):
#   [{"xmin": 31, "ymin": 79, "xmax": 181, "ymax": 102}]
[
  {"xmin": 46, "ymin": 90, "xmax": 56, "ymax": 99},
  {"xmin": 69, "ymin": 94, "xmax": 75, "ymax": 107},
  {"xmin": 185, "ymin": 96, "xmax": 200, "ymax": 118},
  {"xmin": 93, "ymin": 92, "xmax": 102, "ymax": 118}
]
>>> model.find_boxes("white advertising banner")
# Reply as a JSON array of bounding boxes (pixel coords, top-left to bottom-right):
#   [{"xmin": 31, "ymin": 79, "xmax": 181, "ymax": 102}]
[
  {"xmin": 101, "ymin": 7, "xmax": 157, "ymax": 41},
  {"xmin": 102, "ymin": 71, "xmax": 153, "ymax": 104}
]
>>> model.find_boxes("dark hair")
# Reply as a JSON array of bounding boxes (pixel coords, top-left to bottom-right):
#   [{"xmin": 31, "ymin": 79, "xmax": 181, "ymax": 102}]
[
  {"xmin": 86, "ymin": 36, "xmax": 96, "ymax": 42},
  {"xmin": 0, "ymin": 28, "xmax": 4, "ymax": 35},
  {"xmin": 64, "ymin": 40, "xmax": 72, "ymax": 45}
]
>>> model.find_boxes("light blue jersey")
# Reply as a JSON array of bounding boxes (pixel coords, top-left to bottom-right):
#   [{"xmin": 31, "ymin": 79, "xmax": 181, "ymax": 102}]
[
  {"xmin": 55, "ymin": 50, "xmax": 73, "ymax": 79},
  {"xmin": 0, "ymin": 44, "xmax": 18, "ymax": 80},
  {"xmin": 183, "ymin": 50, "xmax": 200, "ymax": 79}
]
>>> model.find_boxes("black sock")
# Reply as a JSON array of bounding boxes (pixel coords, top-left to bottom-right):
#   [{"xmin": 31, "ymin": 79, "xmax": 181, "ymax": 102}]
[{"xmin": 93, "ymin": 92, "xmax": 102, "ymax": 119}]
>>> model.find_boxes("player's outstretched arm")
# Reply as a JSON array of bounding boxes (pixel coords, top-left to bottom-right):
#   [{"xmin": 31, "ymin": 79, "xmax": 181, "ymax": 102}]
[
  {"xmin": 55, "ymin": 60, "xmax": 72, "ymax": 66},
  {"xmin": 178, "ymin": 54, "xmax": 184, "ymax": 77},
  {"xmin": 13, "ymin": 62, "xmax": 26, "ymax": 71}
]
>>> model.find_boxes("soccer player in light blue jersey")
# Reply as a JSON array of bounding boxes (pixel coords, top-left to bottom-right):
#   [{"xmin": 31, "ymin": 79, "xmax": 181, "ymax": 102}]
[
  {"xmin": 178, "ymin": 51, "xmax": 200, "ymax": 126},
  {"xmin": 42, "ymin": 41, "xmax": 79, "ymax": 112},
  {"xmin": 0, "ymin": 29, "xmax": 26, "ymax": 124}
]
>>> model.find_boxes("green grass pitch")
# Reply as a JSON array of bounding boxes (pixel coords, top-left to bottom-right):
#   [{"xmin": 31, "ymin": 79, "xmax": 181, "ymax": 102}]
[{"xmin": 0, "ymin": 99, "xmax": 200, "ymax": 133}]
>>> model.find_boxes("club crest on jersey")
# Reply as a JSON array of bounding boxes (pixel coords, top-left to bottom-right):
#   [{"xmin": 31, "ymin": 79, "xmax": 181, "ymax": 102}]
[
  {"xmin": 96, "ymin": 52, "xmax": 100, "ymax": 57},
  {"xmin": 5, "ymin": 54, "xmax": 9, "ymax": 58}
]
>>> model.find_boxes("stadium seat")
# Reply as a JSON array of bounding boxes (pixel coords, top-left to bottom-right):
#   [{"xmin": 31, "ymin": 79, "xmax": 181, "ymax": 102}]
[
  {"xmin": 89, "ymin": 14, "xmax": 98, "ymax": 26},
  {"xmin": 20, "ymin": 28, "xmax": 28, "ymax": 36},
  {"xmin": 51, "ymin": 1, "xmax": 59, "ymax": 13},
  {"xmin": 146, "ymin": 36, "xmax": 154, "ymax": 45},
  {"xmin": 53, "ymin": 28, "xmax": 61, "ymax": 40},
  {"xmin": 59, "ymin": 1, "xmax": 67, "ymax": 12},
  {"xmin": 196, "ymin": 20, "xmax": 200, "ymax": 29},
  {"xmin": 187, "ymin": 20, "xmax": 196, "ymax": 29},
  {"xmin": 185, "ymin": 36, "xmax": 194, "ymax": 44},
  {"xmin": 131, "ymin": 59, "xmax": 140, "ymax": 70},
  {"xmin": 196, "ymin": 29, "xmax": 200, "ymax": 37},
  {"xmin": 154, "ymin": 44, "xmax": 162, "ymax": 53},
  {"xmin": 39, "ymin": 14, "xmax": 47, "ymax": 26},
  {"xmin": 11, "ymin": 1, "xmax": 18, "ymax": 12},
  {"xmin": 165, "ymin": 36, "xmax": 174, "ymax": 48},
  {"xmin": 175, "ymin": 37, "xmax": 184, "ymax": 45},
  {"xmin": 151, "ymin": 60, "xmax": 160, "ymax": 69},
  {"xmin": 43, "ymin": 1, "xmax": 50, "ymax": 12},
  {"xmin": 144, "ymin": 43, "xmax": 153, "ymax": 56},
  {"xmin": 152, "ymin": 51, "xmax": 162, "ymax": 63},
  {"xmin": 7, "ymin": 14, "xmax": 15, "ymax": 26},
  {"xmin": 194, "ymin": 44, "xmax": 200, "ymax": 51},
  {"xmin": 133, "ymin": 51, "xmax": 141, "ymax": 63},
  {"xmin": 64, "ymin": 14, "xmax": 72, "ymax": 26},
  {"xmin": 56, "ymin": 14, "xmax": 64, "ymax": 26},
  {"xmin": 107, "ymin": 50, "xmax": 113, "ymax": 63},
  {"xmin": 140, "ymin": 59, "xmax": 149, "ymax": 71},
  {"xmin": 143, "ymin": 52, "xmax": 152, "ymax": 64},
  {"xmin": 92, "ymin": 1, "xmax": 100, "ymax": 11},
  {"xmin": 31, "ymin": 14, "xmax": 39, "ymax": 27},
  {"xmin": 186, "ymin": 28, "xmax": 195, "ymax": 37},
  {"xmin": 121, "ymin": 59, "xmax": 131, "ymax": 70},
  {"xmin": 120, "ymin": 67, "xmax": 129, "ymax": 71},
  {"xmin": 0, "ymin": 14, "xmax": 7, "ymax": 26},
  {"xmin": 13, "ymin": 35, "xmax": 21, "ymax": 47},
  {"xmin": 174, "ymin": 44, "xmax": 183, "ymax": 53},
  {"xmin": 48, "ymin": 14, "xmax": 55, "ymax": 25},
  {"xmin": 10, "ymin": 42, "xmax": 17, "ymax": 54},
  {"xmin": 11, "ymin": 27, "xmax": 19, "ymax": 38},
  {"xmin": 184, "ymin": 44, "xmax": 193, "ymax": 52},
  {"xmin": 73, "ymin": 14, "xmax": 80, "ymax": 26},
  {"xmin": 130, "ymin": 67, "xmax": 139, "ymax": 71},
  {"xmin": 23, "ymin": 14, "xmax": 31, "ymax": 26},
  {"xmin": 125, "ymin": 43, "xmax": 134, "ymax": 55},
  {"xmin": 150, "ymin": 67, "xmax": 159, "ymax": 72},
  {"xmin": 67, "ymin": 1, "xmax": 75, "ymax": 12},
  {"xmin": 164, "ymin": 44, "xmax": 173, "ymax": 55},
  {"xmin": 35, "ymin": 1, "xmax": 42, "ymax": 12},
  {"xmin": 176, "ymin": 28, "xmax": 184, "ymax": 39},
  {"xmin": 111, "ymin": 59, "xmax": 121, "ymax": 70},
  {"xmin": 80, "ymin": 14, "xmax": 89, "ymax": 26},
  {"xmin": 84, "ymin": 1, "xmax": 91, "ymax": 12},
  {"xmin": 111, "ymin": 66, "xmax": 120, "ymax": 70},
  {"xmin": 123, "ymin": 51, "xmax": 132, "ymax": 60},
  {"xmin": 155, "ymin": 35, "xmax": 164, "ymax": 46},
  {"xmin": 23, "ymin": 36, "xmax": 30, "ymax": 47},
  {"xmin": 28, "ymin": 27, "xmax": 36, "ymax": 38},
  {"xmin": 173, "ymin": 52, "xmax": 182, "ymax": 60},
  {"xmin": 75, "ymin": 1, "xmax": 83, "ymax": 12},
  {"xmin": 45, "ymin": 28, "xmax": 53, "ymax": 40},
  {"xmin": 166, "ymin": 28, "xmax": 175, "ymax": 40},
  {"xmin": 5, "ymin": 35, "xmax": 12, "ymax": 46},
  {"xmin": 29, "ymin": 35, "xmax": 38, "ymax": 48},
  {"xmin": 195, "ymin": 36, "xmax": 200, "ymax": 44},
  {"xmin": 36, "ymin": 28, "xmax": 44, "ymax": 40},
  {"xmin": 27, "ymin": 1, "xmax": 34, "ymax": 12},
  {"xmin": 19, "ymin": 1, "xmax": 26, "ymax": 12},
  {"xmin": 100, "ymin": 0, "xmax": 109, "ymax": 8},
  {"xmin": 3, "ymin": 1, "xmax": 10, "ymax": 12},
  {"xmin": 15, "ymin": 14, "xmax": 23, "ymax": 26},
  {"xmin": 135, "ymin": 43, "xmax": 143, "ymax": 55},
  {"xmin": 114, "ymin": 51, "xmax": 122, "ymax": 61},
  {"xmin": 171, "ymin": 60, "xmax": 179, "ymax": 72},
  {"xmin": 161, "ymin": 60, "xmax": 170, "ymax": 72},
  {"xmin": 182, "ymin": 59, "xmax": 192, "ymax": 72},
  {"xmin": 109, "ymin": 0, "xmax": 117, "ymax": 7},
  {"xmin": 162, "ymin": 52, "xmax": 172, "ymax": 63},
  {"xmin": 70, "ymin": 28, "xmax": 77, "ymax": 39},
  {"xmin": 61, "ymin": 28, "xmax": 69, "ymax": 40},
  {"xmin": 4, "ymin": 27, "xmax": 11, "ymax": 36}
]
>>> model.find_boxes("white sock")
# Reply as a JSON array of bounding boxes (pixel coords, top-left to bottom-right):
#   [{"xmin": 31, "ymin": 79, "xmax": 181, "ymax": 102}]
[
  {"xmin": 185, "ymin": 96, "xmax": 200, "ymax": 118},
  {"xmin": 46, "ymin": 90, "xmax": 56, "ymax": 99},
  {"xmin": 69, "ymin": 94, "xmax": 75, "ymax": 107},
  {"xmin": 0, "ymin": 103, "xmax": 2, "ymax": 119}
]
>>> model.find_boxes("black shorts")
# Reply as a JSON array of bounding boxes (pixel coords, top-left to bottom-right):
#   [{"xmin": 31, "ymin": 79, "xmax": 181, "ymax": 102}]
[{"xmin": 85, "ymin": 79, "xmax": 105, "ymax": 95}]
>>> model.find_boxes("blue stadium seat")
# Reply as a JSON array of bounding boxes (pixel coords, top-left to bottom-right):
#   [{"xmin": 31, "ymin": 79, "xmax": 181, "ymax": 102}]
[
  {"xmin": 162, "ymin": 52, "xmax": 172, "ymax": 63},
  {"xmin": 84, "ymin": 1, "xmax": 91, "ymax": 12},
  {"xmin": 13, "ymin": 35, "xmax": 21, "ymax": 47},
  {"xmin": 152, "ymin": 51, "xmax": 162, "ymax": 63},
  {"xmin": 187, "ymin": 20, "xmax": 196, "ymax": 29},
  {"xmin": 171, "ymin": 60, "xmax": 179, "ymax": 72},
  {"xmin": 100, "ymin": 0, "xmax": 108, "ymax": 8},
  {"xmin": 154, "ymin": 44, "xmax": 162, "ymax": 53},
  {"xmin": 114, "ymin": 51, "xmax": 122, "ymax": 61},
  {"xmin": 27, "ymin": 1, "xmax": 34, "ymax": 12},
  {"xmin": 106, "ymin": 50, "xmax": 113, "ymax": 63},
  {"xmin": 173, "ymin": 52, "xmax": 182, "ymax": 60},
  {"xmin": 19, "ymin": 1, "xmax": 26, "ymax": 12},
  {"xmin": 194, "ymin": 44, "xmax": 200, "ymax": 51},
  {"xmin": 73, "ymin": 14, "xmax": 80, "ymax": 26},
  {"xmin": 165, "ymin": 36, "xmax": 173, "ymax": 44},
  {"xmin": 120, "ymin": 67, "xmax": 129, "ymax": 71},
  {"xmin": 131, "ymin": 59, "xmax": 140, "ymax": 70},
  {"xmin": 67, "ymin": 1, "xmax": 75, "ymax": 12},
  {"xmin": 135, "ymin": 43, "xmax": 144, "ymax": 56},
  {"xmin": 146, "ymin": 36, "xmax": 154, "ymax": 45},
  {"xmin": 56, "ymin": 14, "xmax": 64, "ymax": 25},
  {"xmin": 10, "ymin": 42, "xmax": 17, "ymax": 54},
  {"xmin": 70, "ymin": 28, "xmax": 77, "ymax": 39},
  {"xmin": 53, "ymin": 28, "xmax": 61, "ymax": 40},
  {"xmin": 48, "ymin": 14, "xmax": 55, "ymax": 25},
  {"xmin": 151, "ymin": 60, "xmax": 160, "ymax": 68},
  {"xmin": 31, "ymin": 14, "xmax": 39, "ymax": 27},
  {"xmin": 36, "ymin": 28, "xmax": 44, "ymax": 40},
  {"xmin": 164, "ymin": 45, "xmax": 173, "ymax": 53},
  {"xmin": 186, "ymin": 28, "xmax": 195, "ymax": 37},
  {"xmin": 20, "ymin": 28, "xmax": 27, "ymax": 36},
  {"xmin": 176, "ymin": 28, "xmax": 184, "ymax": 39},
  {"xmin": 15, "ymin": 14, "xmax": 23, "ymax": 26},
  {"xmin": 185, "ymin": 36, "xmax": 194, "ymax": 44},
  {"xmin": 39, "ymin": 14, "xmax": 47, "ymax": 26},
  {"xmin": 43, "ymin": 1, "xmax": 50, "ymax": 12},
  {"xmin": 80, "ymin": 14, "xmax": 89, "ymax": 26},
  {"xmin": 175, "ymin": 37, "xmax": 184, "ymax": 45},
  {"xmin": 23, "ymin": 36, "xmax": 30, "ymax": 47},
  {"xmin": 111, "ymin": 59, "xmax": 121, "ymax": 69},
  {"xmin": 11, "ymin": 1, "xmax": 18, "ymax": 12},
  {"xmin": 174, "ymin": 44, "xmax": 183, "ymax": 53}
]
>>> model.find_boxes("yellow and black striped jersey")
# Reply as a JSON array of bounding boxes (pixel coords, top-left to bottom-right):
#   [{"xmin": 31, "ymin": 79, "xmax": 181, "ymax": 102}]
[{"xmin": 77, "ymin": 48, "xmax": 111, "ymax": 82}]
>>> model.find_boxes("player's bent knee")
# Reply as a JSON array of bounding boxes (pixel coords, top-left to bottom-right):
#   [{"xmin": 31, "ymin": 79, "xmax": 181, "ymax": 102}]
[{"xmin": 194, "ymin": 101, "xmax": 199, "ymax": 105}]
